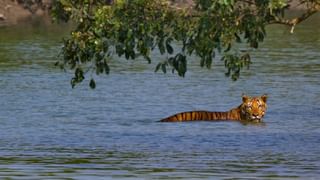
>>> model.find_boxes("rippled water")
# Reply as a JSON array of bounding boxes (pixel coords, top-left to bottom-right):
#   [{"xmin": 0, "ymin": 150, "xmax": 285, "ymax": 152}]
[{"xmin": 0, "ymin": 15, "xmax": 320, "ymax": 179}]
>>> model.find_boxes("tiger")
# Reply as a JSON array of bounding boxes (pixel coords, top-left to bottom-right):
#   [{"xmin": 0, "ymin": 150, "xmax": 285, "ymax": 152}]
[{"xmin": 160, "ymin": 94, "xmax": 268, "ymax": 123}]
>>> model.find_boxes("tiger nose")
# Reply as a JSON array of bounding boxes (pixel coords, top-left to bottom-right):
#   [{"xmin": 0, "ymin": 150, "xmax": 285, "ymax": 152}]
[{"xmin": 252, "ymin": 113, "xmax": 259, "ymax": 117}]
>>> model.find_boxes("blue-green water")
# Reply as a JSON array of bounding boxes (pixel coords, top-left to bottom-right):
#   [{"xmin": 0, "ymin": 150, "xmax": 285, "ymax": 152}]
[{"xmin": 0, "ymin": 15, "xmax": 320, "ymax": 179}]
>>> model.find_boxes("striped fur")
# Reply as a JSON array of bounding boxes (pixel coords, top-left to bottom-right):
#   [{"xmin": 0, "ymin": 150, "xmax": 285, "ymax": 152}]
[{"xmin": 160, "ymin": 95, "xmax": 267, "ymax": 122}]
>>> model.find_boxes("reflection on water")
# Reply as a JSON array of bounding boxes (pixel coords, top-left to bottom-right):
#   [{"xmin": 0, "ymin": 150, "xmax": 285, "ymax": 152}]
[{"xmin": 0, "ymin": 15, "xmax": 320, "ymax": 179}]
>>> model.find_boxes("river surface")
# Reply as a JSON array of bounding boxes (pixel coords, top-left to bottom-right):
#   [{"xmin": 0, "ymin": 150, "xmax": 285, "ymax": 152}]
[{"xmin": 0, "ymin": 15, "xmax": 320, "ymax": 179}]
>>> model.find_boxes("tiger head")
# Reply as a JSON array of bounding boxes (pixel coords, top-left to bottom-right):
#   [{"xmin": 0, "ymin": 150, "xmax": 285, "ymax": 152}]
[{"xmin": 240, "ymin": 94, "xmax": 268, "ymax": 122}]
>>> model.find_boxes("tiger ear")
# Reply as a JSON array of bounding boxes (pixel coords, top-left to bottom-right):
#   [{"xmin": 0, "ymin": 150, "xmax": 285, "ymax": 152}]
[
  {"xmin": 261, "ymin": 94, "xmax": 268, "ymax": 103},
  {"xmin": 242, "ymin": 94, "xmax": 250, "ymax": 102}
]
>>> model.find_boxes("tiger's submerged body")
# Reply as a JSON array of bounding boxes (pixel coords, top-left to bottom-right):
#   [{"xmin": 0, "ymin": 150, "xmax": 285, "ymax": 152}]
[{"xmin": 160, "ymin": 95, "xmax": 268, "ymax": 123}]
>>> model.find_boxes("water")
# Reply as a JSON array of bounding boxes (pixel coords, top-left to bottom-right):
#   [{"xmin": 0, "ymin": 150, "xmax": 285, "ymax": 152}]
[{"xmin": 0, "ymin": 14, "xmax": 320, "ymax": 179}]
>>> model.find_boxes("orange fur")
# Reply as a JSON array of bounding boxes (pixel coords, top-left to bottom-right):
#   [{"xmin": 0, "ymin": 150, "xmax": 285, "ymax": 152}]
[{"xmin": 160, "ymin": 95, "xmax": 267, "ymax": 122}]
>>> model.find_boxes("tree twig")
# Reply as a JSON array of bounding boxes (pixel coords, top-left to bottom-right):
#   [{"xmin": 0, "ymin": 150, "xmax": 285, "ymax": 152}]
[{"xmin": 268, "ymin": 4, "xmax": 320, "ymax": 33}]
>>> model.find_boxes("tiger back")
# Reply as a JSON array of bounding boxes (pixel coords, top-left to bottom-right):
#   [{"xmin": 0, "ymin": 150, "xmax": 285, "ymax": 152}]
[{"xmin": 160, "ymin": 95, "xmax": 267, "ymax": 122}]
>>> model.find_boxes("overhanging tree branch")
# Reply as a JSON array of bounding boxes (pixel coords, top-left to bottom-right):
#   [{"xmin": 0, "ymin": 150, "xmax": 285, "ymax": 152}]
[
  {"xmin": 268, "ymin": 2, "xmax": 320, "ymax": 33},
  {"xmin": 52, "ymin": 0, "xmax": 320, "ymax": 88}
]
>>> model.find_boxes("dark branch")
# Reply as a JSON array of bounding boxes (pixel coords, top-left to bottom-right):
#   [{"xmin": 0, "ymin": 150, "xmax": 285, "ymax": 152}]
[{"xmin": 268, "ymin": 3, "xmax": 320, "ymax": 33}]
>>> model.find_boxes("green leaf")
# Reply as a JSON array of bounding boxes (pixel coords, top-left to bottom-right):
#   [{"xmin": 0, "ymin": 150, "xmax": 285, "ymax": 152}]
[
  {"xmin": 104, "ymin": 60, "xmax": 110, "ymax": 74},
  {"xmin": 250, "ymin": 41, "xmax": 258, "ymax": 48},
  {"xmin": 75, "ymin": 68, "xmax": 85, "ymax": 82},
  {"xmin": 206, "ymin": 56, "xmax": 212, "ymax": 69},
  {"xmin": 224, "ymin": 43, "xmax": 231, "ymax": 52},
  {"xmin": 129, "ymin": 50, "xmax": 135, "ymax": 59},
  {"xmin": 165, "ymin": 38, "xmax": 174, "ymax": 54},
  {"xmin": 71, "ymin": 78, "xmax": 77, "ymax": 88},
  {"xmin": 155, "ymin": 63, "xmax": 161, "ymax": 72},
  {"xmin": 89, "ymin": 79, "xmax": 96, "ymax": 89},
  {"xmin": 158, "ymin": 38, "xmax": 165, "ymax": 54},
  {"xmin": 175, "ymin": 54, "xmax": 187, "ymax": 77},
  {"xmin": 59, "ymin": 0, "xmax": 72, "ymax": 7},
  {"xmin": 145, "ymin": 56, "xmax": 151, "ymax": 64},
  {"xmin": 200, "ymin": 57, "xmax": 205, "ymax": 67},
  {"xmin": 166, "ymin": 43, "xmax": 174, "ymax": 54},
  {"xmin": 115, "ymin": 44, "xmax": 125, "ymax": 56},
  {"xmin": 161, "ymin": 63, "xmax": 167, "ymax": 73},
  {"xmin": 235, "ymin": 33, "xmax": 242, "ymax": 43},
  {"xmin": 125, "ymin": 50, "xmax": 130, "ymax": 59}
]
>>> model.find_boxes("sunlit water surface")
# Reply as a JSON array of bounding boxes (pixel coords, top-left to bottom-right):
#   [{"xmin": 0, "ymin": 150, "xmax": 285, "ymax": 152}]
[{"xmin": 0, "ymin": 15, "xmax": 319, "ymax": 179}]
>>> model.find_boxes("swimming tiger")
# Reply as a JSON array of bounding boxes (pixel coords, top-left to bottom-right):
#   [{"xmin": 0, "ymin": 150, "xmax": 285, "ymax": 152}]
[{"xmin": 160, "ymin": 94, "xmax": 268, "ymax": 123}]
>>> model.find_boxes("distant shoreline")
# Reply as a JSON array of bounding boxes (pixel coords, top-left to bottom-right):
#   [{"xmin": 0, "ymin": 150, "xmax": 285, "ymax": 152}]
[
  {"xmin": 0, "ymin": 0, "xmax": 51, "ymax": 27},
  {"xmin": 0, "ymin": 0, "xmax": 316, "ymax": 27}
]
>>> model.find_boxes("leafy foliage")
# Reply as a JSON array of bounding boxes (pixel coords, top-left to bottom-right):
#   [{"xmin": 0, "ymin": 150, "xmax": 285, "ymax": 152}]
[{"xmin": 52, "ymin": 0, "xmax": 320, "ymax": 88}]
